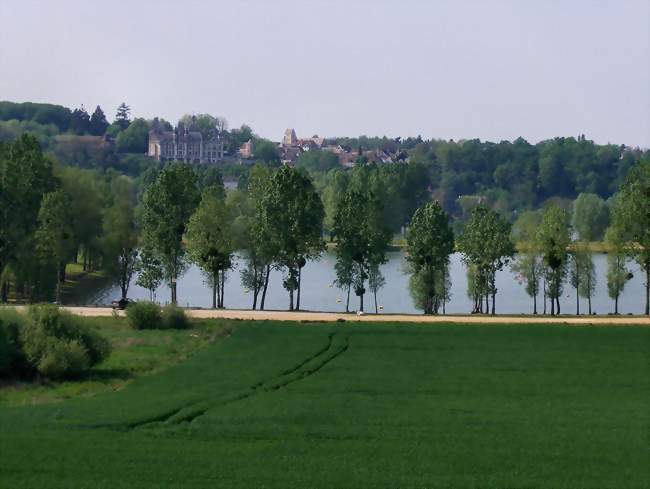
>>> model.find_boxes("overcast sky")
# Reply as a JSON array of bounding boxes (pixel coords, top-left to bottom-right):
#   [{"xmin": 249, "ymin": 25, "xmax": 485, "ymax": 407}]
[{"xmin": 1, "ymin": 0, "xmax": 649, "ymax": 146}]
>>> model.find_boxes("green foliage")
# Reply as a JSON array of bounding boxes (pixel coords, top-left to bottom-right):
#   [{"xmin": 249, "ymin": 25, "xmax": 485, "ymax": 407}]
[
  {"xmin": 89, "ymin": 105, "xmax": 109, "ymax": 136},
  {"xmin": 140, "ymin": 163, "xmax": 200, "ymax": 304},
  {"xmin": 572, "ymin": 193, "xmax": 609, "ymax": 241},
  {"xmin": 115, "ymin": 103, "xmax": 131, "ymax": 130},
  {"xmin": 17, "ymin": 305, "xmax": 110, "ymax": 379},
  {"xmin": 260, "ymin": 166, "xmax": 325, "ymax": 310},
  {"xmin": 161, "ymin": 304, "xmax": 189, "ymax": 330},
  {"xmin": 536, "ymin": 205, "xmax": 571, "ymax": 314},
  {"xmin": 126, "ymin": 301, "xmax": 162, "ymax": 330},
  {"xmin": 611, "ymin": 160, "xmax": 650, "ymax": 314},
  {"xmin": 457, "ymin": 205, "xmax": 515, "ymax": 313},
  {"xmin": 102, "ymin": 176, "xmax": 139, "ymax": 299},
  {"xmin": 185, "ymin": 186, "xmax": 234, "ymax": 308},
  {"xmin": 0, "ymin": 101, "xmax": 72, "ymax": 132},
  {"xmin": 406, "ymin": 201, "xmax": 455, "ymax": 314},
  {"xmin": 297, "ymin": 150, "xmax": 339, "ymax": 173},
  {"xmin": 334, "ymin": 186, "xmax": 391, "ymax": 311},
  {"xmin": 253, "ymin": 139, "xmax": 281, "ymax": 166},
  {"xmin": 116, "ymin": 118, "xmax": 149, "ymax": 153}
]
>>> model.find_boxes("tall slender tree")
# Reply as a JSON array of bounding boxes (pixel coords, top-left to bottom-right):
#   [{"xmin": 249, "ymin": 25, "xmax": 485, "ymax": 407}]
[
  {"xmin": 185, "ymin": 185, "xmax": 234, "ymax": 309},
  {"xmin": 140, "ymin": 164, "xmax": 200, "ymax": 304},
  {"xmin": 334, "ymin": 188, "xmax": 391, "ymax": 312},
  {"xmin": 260, "ymin": 166, "xmax": 324, "ymax": 311},
  {"xmin": 611, "ymin": 160, "xmax": 650, "ymax": 315},
  {"xmin": 457, "ymin": 205, "xmax": 514, "ymax": 314},
  {"xmin": 536, "ymin": 205, "xmax": 571, "ymax": 315},
  {"xmin": 405, "ymin": 201, "xmax": 455, "ymax": 315}
]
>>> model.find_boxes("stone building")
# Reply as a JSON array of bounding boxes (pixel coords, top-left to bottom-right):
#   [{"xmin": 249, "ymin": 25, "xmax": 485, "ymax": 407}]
[{"xmin": 148, "ymin": 117, "xmax": 224, "ymax": 164}]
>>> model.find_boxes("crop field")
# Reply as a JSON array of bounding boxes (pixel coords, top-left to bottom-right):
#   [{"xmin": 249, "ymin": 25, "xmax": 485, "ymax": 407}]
[{"xmin": 1, "ymin": 321, "xmax": 648, "ymax": 488}]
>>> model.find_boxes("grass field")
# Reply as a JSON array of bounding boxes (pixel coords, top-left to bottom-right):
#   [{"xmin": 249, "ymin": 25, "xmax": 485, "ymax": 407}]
[{"xmin": 0, "ymin": 321, "xmax": 648, "ymax": 488}]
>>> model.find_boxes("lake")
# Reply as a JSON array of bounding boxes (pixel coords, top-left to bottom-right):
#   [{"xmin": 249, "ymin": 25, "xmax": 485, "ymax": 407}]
[{"xmin": 91, "ymin": 252, "xmax": 645, "ymax": 315}]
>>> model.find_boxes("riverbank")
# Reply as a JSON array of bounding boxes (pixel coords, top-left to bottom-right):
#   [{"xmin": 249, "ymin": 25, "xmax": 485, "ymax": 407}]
[{"xmin": 11, "ymin": 306, "xmax": 648, "ymax": 325}]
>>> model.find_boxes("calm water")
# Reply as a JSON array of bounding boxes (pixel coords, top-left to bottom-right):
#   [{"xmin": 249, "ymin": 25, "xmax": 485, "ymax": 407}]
[{"xmin": 91, "ymin": 252, "xmax": 645, "ymax": 315}]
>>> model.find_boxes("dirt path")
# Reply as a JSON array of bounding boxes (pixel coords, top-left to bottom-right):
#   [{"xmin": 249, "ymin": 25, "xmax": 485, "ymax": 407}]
[{"xmin": 42, "ymin": 306, "xmax": 650, "ymax": 325}]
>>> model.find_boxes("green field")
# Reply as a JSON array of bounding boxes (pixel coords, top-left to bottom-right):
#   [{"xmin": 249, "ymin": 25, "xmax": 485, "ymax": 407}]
[{"xmin": 1, "ymin": 321, "xmax": 648, "ymax": 488}]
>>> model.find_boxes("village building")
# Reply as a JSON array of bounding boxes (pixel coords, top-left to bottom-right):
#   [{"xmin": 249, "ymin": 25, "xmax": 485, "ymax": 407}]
[{"xmin": 148, "ymin": 117, "xmax": 225, "ymax": 164}]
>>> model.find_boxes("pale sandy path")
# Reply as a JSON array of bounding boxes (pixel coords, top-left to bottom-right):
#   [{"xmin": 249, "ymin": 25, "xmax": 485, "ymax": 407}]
[{"xmin": 18, "ymin": 306, "xmax": 649, "ymax": 325}]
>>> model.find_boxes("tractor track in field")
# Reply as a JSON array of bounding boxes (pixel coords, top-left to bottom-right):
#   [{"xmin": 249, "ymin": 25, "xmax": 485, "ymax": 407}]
[{"xmin": 80, "ymin": 332, "xmax": 349, "ymax": 432}]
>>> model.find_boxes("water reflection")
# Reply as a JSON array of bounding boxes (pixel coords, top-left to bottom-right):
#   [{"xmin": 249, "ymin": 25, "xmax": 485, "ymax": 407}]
[{"xmin": 92, "ymin": 252, "xmax": 645, "ymax": 315}]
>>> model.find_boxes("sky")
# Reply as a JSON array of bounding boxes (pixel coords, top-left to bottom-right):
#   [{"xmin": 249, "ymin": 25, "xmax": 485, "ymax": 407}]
[{"xmin": 1, "ymin": 0, "xmax": 649, "ymax": 147}]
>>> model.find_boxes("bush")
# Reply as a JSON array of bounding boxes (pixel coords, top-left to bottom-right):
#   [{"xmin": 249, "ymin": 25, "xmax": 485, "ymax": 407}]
[
  {"xmin": 0, "ymin": 309, "xmax": 30, "ymax": 378},
  {"xmin": 161, "ymin": 304, "xmax": 189, "ymax": 330},
  {"xmin": 126, "ymin": 301, "xmax": 162, "ymax": 330},
  {"xmin": 18, "ymin": 305, "xmax": 111, "ymax": 379},
  {"xmin": 37, "ymin": 340, "xmax": 89, "ymax": 380}
]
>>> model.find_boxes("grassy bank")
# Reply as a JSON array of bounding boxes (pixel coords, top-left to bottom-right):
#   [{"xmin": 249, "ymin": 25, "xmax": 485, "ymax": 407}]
[
  {"xmin": 1, "ymin": 320, "xmax": 648, "ymax": 488},
  {"xmin": 0, "ymin": 316, "xmax": 228, "ymax": 406}
]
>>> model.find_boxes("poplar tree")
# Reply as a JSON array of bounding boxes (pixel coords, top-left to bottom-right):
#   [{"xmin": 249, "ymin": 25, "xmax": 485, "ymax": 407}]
[
  {"xmin": 536, "ymin": 206, "xmax": 571, "ymax": 315},
  {"xmin": 405, "ymin": 201, "xmax": 454, "ymax": 315},
  {"xmin": 457, "ymin": 205, "xmax": 514, "ymax": 314},
  {"xmin": 140, "ymin": 164, "xmax": 200, "ymax": 304}
]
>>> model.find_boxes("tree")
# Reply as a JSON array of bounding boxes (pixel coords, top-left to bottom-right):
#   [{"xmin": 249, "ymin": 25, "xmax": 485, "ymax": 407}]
[
  {"xmin": 70, "ymin": 106, "xmax": 91, "ymax": 135},
  {"xmin": 260, "ymin": 166, "xmax": 324, "ymax": 310},
  {"xmin": 0, "ymin": 135, "xmax": 56, "ymax": 288},
  {"xmin": 572, "ymin": 193, "xmax": 609, "ymax": 242},
  {"xmin": 405, "ymin": 201, "xmax": 455, "ymax": 314},
  {"xmin": 35, "ymin": 190, "xmax": 74, "ymax": 303},
  {"xmin": 89, "ymin": 106, "xmax": 109, "ymax": 136},
  {"xmin": 231, "ymin": 165, "xmax": 275, "ymax": 310},
  {"xmin": 254, "ymin": 139, "xmax": 281, "ymax": 166},
  {"xmin": 136, "ymin": 247, "xmax": 164, "ymax": 302},
  {"xmin": 536, "ymin": 205, "xmax": 571, "ymax": 315},
  {"xmin": 185, "ymin": 186, "xmax": 234, "ymax": 309},
  {"xmin": 511, "ymin": 211, "xmax": 543, "ymax": 314},
  {"xmin": 115, "ymin": 103, "xmax": 131, "ymax": 130},
  {"xmin": 368, "ymin": 263, "xmax": 386, "ymax": 314},
  {"xmin": 605, "ymin": 225, "xmax": 629, "ymax": 314},
  {"xmin": 457, "ymin": 205, "xmax": 514, "ymax": 314},
  {"xmin": 103, "ymin": 177, "xmax": 139, "ymax": 300},
  {"xmin": 569, "ymin": 243, "xmax": 594, "ymax": 315},
  {"xmin": 115, "ymin": 118, "xmax": 149, "ymax": 153},
  {"xmin": 611, "ymin": 160, "xmax": 650, "ymax": 315},
  {"xmin": 333, "ymin": 188, "xmax": 391, "ymax": 312},
  {"xmin": 140, "ymin": 164, "xmax": 200, "ymax": 304}
]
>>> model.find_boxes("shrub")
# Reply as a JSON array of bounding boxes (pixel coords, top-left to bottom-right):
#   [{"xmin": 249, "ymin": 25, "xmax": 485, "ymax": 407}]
[
  {"xmin": 19, "ymin": 305, "xmax": 111, "ymax": 379},
  {"xmin": 0, "ymin": 308, "xmax": 30, "ymax": 378},
  {"xmin": 126, "ymin": 301, "xmax": 162, "ymax": 330},
  {"xmin": 37, "ymin": 340, "xmax": 90, "ymax": 380},
  {"xmin": 161, "ymin": 304, "xmax": 189, "ymax": 330}
]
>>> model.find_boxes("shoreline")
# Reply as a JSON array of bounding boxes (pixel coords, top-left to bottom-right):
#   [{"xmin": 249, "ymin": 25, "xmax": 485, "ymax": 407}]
[{"xmin": 6, "ymin": 305, "xmax": 648, "ymax": 325}]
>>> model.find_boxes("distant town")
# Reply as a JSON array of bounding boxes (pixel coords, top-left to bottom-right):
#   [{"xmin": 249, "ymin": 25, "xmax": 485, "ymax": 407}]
[{"xmin": 147, "ymin": 117, "xmax": 408, "ymax": 168}]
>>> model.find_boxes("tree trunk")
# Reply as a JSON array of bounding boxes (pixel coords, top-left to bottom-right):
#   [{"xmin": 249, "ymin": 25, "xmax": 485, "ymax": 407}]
[
  {"xmin": 614, "ymin": 293, "xmax": 619, "ymax": 315},
  {"xmin": 1, "ymin": 281, "xmax": 8, "ymax": 303},
  {"xmin": 212, "ymin": 277, "xmax": 217, "ymax": 309},
  {"xmin": 556, "ymin": 296, "xmax": 560, "ymax": 315},
  {"xmin": 59, "ymin": 262, "xmax": 66, "ymax": 283},
  {"xmin": 296, "ymin": 267, "xmax": 302, "ymax": 311},
  {"xmin": 55, "ymin": 265, "xmax": 61, "ymax": 304},
  {"xmin": 289, "ymin": 289, "xmax": 294, "ymax": 311},
  {"xmin": 550, "ymin": 294, "xmax": 555, "ymax": 316},
  {"xmin": 576, "ymin": 285, "xmax": 580, "ymax": 315},
  {"xmin": 374, "ymin": 289, "xmax": 378, "ymax": 314},
  {"xmin": 83, "ymin": 252, "xmax": 87, "ymax": 272},
  {"xmin": 220, "ymin": 270, "xmax": 225, "ymax": 308},
  {"xmin": 587, "ymin": 273, "xmax": 591, "ymax": 316},
  {"xmin": 543, "ymin": 278, "xmax": 547, "ymax": 315},
  {"xmin": 359, "ymin": 292, "xmax": 364, "ymax": 312},
  {"xmin": 491, "ymin": 292, "xmax": 496, "ymax": 315},
  {"xmin": 171, "ymin": 276, "xmax": 177, "ymax": 305},
  {"xmin": 346, "ymin": 284, "xmax": 350, "ymax": 313},
  {"xmin": 260, "ymin": 265, "xmax": 270, "ymax": 310},
  {"xmin": 645, "ymin": 264, "xmax": 649, "ymax": 316}
]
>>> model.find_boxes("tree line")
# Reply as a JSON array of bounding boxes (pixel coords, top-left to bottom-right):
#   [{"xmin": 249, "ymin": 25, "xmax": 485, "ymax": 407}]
[{"xmin": 1, "ymin": 134, "xmax": 648, "ymax": 315}]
